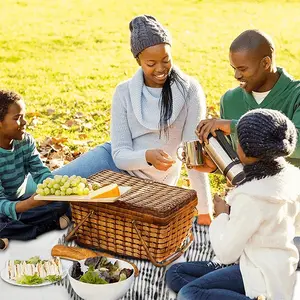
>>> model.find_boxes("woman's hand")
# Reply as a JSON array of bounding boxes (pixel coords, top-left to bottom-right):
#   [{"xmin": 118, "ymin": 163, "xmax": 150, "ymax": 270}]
[
  {"xmin": 213, "ymin": 194, "xmax": 230, "ymax": 217},
  {"xmin": 146, "ymin": 149, "xmax": 175, "ymax": 171},
  {"xmin": 15, "ymin": 194, "xmax": 51, "ymax": 213},
  {"xmin": 196, "ymin": 118, "xmax": 232, "ymax": 144}
]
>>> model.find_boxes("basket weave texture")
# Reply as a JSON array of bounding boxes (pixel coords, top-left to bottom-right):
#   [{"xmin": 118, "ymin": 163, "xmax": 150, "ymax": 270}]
[{"xmin": 70, "ymin": 170, "xmax": 198, "ymax": 262}]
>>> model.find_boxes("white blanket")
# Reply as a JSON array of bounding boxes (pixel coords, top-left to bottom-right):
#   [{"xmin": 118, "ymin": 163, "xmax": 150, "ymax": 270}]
[{"xmin": 1, "ymin": 222, "xmax": 299, "ymax": 300}]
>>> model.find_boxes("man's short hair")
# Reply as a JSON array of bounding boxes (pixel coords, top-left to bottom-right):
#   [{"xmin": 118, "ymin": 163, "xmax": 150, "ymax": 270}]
[{"xmin": 230, "ymin": 29, "xmax": 275, "ymax": 59}]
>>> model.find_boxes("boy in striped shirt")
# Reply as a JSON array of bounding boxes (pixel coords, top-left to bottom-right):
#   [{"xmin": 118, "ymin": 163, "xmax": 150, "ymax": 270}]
[{"xmin": 0, "ymin": 90, "xmax": 70, "ymax": 250}]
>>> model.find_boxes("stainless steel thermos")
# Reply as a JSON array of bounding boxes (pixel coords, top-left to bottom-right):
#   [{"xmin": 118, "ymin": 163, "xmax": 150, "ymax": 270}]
[{"xmin": 203, "ymin": 131, "xmax": 245, "ymax": 185}]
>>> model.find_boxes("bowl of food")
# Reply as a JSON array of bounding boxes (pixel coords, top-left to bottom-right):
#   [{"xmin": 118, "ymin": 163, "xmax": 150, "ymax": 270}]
[{"xmin": 68, "ymin": 256, "xmax": 135, "ymax": 300}]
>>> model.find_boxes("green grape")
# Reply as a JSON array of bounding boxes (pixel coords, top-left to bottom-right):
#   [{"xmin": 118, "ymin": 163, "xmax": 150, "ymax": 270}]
[
  {"xmin": 60, "ymin": 186, "xmax": 67, "ymax": 191},
  {"xmin": 71, "ymin": 180, "xmax": 78, "ymax": 187},
  {"xmin": 66, "ymin": 188, "xmax": 73, "ymax": 195},
  {"xmin": 50, "ymin": 188, "xmax": 55, "ymax": 194},
  {"xmin": 62, "ymin": 175, "xmax": 69, "ymax": 182},
  {"xmin": 63, "ymin": 181, "xmax": 70, "ymax": 188},
  {"xmin": 92, "ymin": 183, "xmax": 101, "ymax": 191},
  {"xmin": 69, "ymin": 175, "xmax": 76, "ymax": 181},
  {"xmin": 36, "ymin": 188, "xmax": 44, "ymax": 195},
  {"xmin": 78, "ymin": 182, "xmax": 85, "ymax": 190},
  {"xmin": 47, "ymin": 182, "xmax": 54, "ymax": 188},
  {"xmin": 54, "ymin": 175, "xmax": 62, "ymax": 183},
  {"xmin": 53, "ymin": 183, "xmax": 60, "ymax": 190},
  {"xmin": 44, "ymin": 188, "xmax": 50, "ymax": 195},
  {"xmin": 72, "ymin": 187, "xmax": 78, "ymax": 194},
  {"xmin": 83, "ymin": 188, "xmax": 90, "ymax": 195},
  {"xmin": 42, "ymin": 183, "xmax": 48, "ymax": 188},
  {"xmin": 55, "ymin": 190, "xmax": 61, "ymax": 196},
  {"xmin": 81, "ymin": 178, "xmax": 88, "ymax": 184},
  {"xmin": 77, "ymin": 189, "xmax": 84, "ymax": 196},
  {"xmin": 37, "ymin": 184, "xmax": 43, "ymax": 189},
  {"xmin": 60, "ymin": 191, "xmax": 66, "ymax": 196},
  {"xmin": 43, "ymin": 178, "xmax": 52, "ymax": 184}
]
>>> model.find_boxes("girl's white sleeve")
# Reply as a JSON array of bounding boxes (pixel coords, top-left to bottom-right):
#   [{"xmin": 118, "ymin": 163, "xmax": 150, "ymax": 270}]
[
  {"xmin": 110, "ymin": 87, "xmax": 150, "ymax": 171},
  {"xmin": 182, "ymin": 80, "xmax": 212, "ymax": 214},
  {"xmin": 295, "ymin": 197, "xmax": 300, "ymax": 236},
  {"xmin": 209, "ymin": 194, "xmax": 264, "ymax": 265}
]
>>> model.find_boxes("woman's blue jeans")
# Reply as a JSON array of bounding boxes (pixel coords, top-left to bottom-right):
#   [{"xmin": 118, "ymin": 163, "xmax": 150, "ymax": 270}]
[
  {"xmin": 166, "ymin": 261, "xmax": 252, "ymax": 300},
  {"xmin": 26, "ymin": 142, "xmax": 124, "ymax": 193}
]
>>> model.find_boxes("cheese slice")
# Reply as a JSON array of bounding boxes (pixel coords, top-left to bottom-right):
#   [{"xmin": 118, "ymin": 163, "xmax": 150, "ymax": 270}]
[{"xmin": 89, "ymin": 183, "xmax": 120, "ymax": 199}]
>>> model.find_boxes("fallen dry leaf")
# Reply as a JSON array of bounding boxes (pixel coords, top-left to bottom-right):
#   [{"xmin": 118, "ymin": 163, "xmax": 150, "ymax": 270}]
[
  {"xmin": 47, "ymin": 108, "xmax": 56, "ymax": 115},
  {"xmin": 78, "ymin": 133, "xmax": 88, "ymax": 139}
]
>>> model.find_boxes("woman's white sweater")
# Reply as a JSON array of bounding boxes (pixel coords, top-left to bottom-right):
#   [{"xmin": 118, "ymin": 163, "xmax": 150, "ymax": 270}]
[
  {"xmin": 110, "ymin": 67, "xmax": 212, "ymax": 213},
  {"xmin": 210, "ymin": 164, "xmax": 300, "ymax": 299}
]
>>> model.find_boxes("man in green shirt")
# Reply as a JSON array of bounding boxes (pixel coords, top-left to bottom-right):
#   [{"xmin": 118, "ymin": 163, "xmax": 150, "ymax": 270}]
[
  {"xmin": 196, "ymin": 29, "xmax": 300, "ymax": 269},
  {"xmin": 197, "ymin": 29, "xmax": 300, "ymax": 170}
]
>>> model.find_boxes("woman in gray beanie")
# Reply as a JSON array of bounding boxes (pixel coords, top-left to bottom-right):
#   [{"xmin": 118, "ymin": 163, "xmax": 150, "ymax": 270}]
[
  {"xmin": 40, "ymin": 15, "xmax": 212, "ymax": 224},
  {"xmin": 167, "ymin": 108, "xmax": 300, "ymax": 299}
]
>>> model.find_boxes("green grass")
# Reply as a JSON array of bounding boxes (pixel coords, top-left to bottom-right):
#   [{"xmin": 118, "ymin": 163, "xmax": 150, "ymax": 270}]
[{"xmin": 1, "ymin": 0, "xmax": 300, "ymax": 192}]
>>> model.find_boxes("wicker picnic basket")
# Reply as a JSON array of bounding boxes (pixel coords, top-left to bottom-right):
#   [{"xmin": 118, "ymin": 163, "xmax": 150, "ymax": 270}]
[{"xmin": 66, "ymin": 170, "xmax": 198, "ymax": 267}]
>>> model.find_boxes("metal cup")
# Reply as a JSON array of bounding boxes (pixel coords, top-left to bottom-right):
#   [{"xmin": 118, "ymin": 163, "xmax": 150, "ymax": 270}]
[{"xmin": 177, "ymin": 140, "xmax": 204, "ymax": 167}]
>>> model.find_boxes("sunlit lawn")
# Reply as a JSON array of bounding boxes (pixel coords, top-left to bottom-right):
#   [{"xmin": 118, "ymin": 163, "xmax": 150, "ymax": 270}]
[{"xmin": 1, "ymin": 0, "xmax": 300, "ymax": 190}]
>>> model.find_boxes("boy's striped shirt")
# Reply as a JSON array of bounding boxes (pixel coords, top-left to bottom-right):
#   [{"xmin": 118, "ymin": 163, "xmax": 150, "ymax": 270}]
[{"xmin": 0, "ymin": 133, "xmax": 52, "ymax": 219}]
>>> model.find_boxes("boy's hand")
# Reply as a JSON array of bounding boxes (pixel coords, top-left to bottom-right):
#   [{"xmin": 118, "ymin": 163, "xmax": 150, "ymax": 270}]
[
  {"xmin": 16, "ymin": 194, "xmax": 51, "ymax": 213},
  {"xmin": 213, "ymin": 194, "xmax": 230, "ymax": 217},
  {"xmin": 146, "ymin": 149, "xmax": 175, "ymax": 171},
  {"xmin": 196, "ymin": 119, "xmax": 232, "ymax": 144}
]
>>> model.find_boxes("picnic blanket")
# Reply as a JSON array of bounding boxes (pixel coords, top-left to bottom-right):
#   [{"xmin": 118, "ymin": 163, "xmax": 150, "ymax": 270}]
[{"xmin": 56, "ymin": 220, "xmax": 214, "ymax": 300}]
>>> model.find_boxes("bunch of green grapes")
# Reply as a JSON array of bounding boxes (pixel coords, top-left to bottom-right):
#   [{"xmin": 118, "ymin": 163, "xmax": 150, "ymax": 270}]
[{"xmin": 36, "ymin": 175, "xmax": 90, "ymax": 196}]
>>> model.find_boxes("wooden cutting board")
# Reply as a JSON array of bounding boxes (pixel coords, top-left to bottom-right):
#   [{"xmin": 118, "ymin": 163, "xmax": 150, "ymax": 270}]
[{"xmin": 34, "ymin": 186, "xmax": 131, "ymax": 203}]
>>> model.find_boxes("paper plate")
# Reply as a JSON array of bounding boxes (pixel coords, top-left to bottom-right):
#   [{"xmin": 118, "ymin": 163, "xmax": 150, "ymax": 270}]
[{"xmin": 0, "ymin": 268, "xmax": 67, "ymax": 288}]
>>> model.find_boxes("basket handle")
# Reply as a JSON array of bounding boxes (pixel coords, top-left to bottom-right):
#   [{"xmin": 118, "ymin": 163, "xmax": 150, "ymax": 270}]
[
  {"xmin": 65, "ymin": 210, "xmax": 94, "ymax": 242},
  {"xmin": 132, "ymin": 220, "xmax": 194, "ymax": 267}
]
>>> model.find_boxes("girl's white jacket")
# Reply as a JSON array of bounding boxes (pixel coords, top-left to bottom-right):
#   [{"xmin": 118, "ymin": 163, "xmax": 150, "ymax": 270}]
[{"xmin": 210, "ymin": 163, "xmax": 300, "ymax": 300}]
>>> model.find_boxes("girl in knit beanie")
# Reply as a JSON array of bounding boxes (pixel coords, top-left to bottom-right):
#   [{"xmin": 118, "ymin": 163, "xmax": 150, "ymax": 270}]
[{"xmin": 167, "ymin": 108, "xmax": 300, "ymax": 300}]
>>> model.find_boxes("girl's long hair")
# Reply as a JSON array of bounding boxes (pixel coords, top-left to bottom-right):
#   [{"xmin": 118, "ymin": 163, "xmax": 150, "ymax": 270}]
[{"xmin": 159, "ymin": 68, "xmax": 187, "ymax": 138}]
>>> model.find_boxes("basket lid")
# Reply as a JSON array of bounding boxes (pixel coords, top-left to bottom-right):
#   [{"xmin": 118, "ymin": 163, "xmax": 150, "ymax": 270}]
[{"xmin": 88, "ymin": 170, "xmax": 197, "ymax": 218}]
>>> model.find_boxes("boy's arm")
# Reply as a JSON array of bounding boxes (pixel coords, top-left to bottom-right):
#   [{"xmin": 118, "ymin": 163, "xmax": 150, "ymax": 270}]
[
  {"xmin": 26, "ymin": 135, "xmax": 53, "ymax": 184},
  {"xmin": 0, "ymin": 180, "xmax": 19, "ymax": 220},
  {"xmin": 0, "ymin": 180, "xmax": 49, "ymax": 220}
]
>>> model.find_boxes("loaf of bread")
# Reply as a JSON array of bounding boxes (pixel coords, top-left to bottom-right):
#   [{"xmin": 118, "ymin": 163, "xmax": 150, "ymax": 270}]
[
  {"xmin": 51, "ymin": 245, "xmax": 99, "ymax": 261},
  {"xmin": 51, "ymin": 245, "xmax": 139, "ymax": 276}
]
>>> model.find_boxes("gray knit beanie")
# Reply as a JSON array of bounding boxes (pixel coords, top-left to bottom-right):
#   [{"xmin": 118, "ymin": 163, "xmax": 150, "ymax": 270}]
[
  {"xmin": 237, "ymin": 109, "xmax": 297, "ymax": 159},
  {"xmin": 129, "ymin": 15, "xmax": 171, "ymax": 58}
]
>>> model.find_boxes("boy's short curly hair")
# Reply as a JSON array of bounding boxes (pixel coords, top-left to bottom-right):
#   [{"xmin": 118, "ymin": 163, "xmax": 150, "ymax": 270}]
[{"xmin": 0, "ymin": 90, "xmax": 23, "ymax": 121}]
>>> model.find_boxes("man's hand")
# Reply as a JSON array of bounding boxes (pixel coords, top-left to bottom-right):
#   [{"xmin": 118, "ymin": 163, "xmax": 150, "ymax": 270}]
[
  {"xmin": 213, "ymin": 194, "xmax": 230, "ymax": 217},
  {"xmin": 15, "ymin": 194, "xmax": 51, "ymax": 213},
  {"xmin": 196, "ymin": 118, "xmax": 232, "ymax": 144},
  {"xmin": 146, "ymin": 149, "xmax": 175, "ymax": 171}
]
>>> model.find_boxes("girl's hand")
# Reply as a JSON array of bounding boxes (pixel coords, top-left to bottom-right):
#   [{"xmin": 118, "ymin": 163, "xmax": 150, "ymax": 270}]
[
  {"xmin": 146, "ymin": 149, "xmax": 175, "ymax": 171},
  {"xmin": 213, "ymin": 194, "xmax": 230, "ymax": 217},
  {"xmin": 192, "ymin": 150, "xmax": 218, "ymax": 173}
]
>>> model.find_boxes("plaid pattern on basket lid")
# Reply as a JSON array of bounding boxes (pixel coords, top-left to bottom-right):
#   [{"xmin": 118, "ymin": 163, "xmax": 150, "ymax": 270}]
[{"xmin": 88, "ymin": 170, "xmax": 197, "ymax": 219}]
